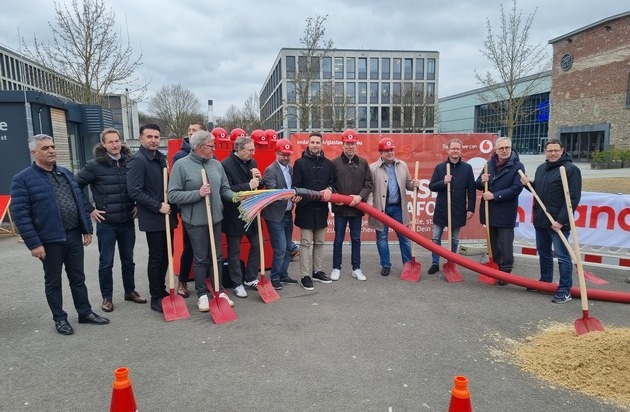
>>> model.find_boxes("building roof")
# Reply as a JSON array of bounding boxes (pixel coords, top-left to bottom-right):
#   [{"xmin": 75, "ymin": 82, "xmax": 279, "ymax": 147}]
[{"xmin": 548, "ymin": 11, "xmax": 630, "ymax": 44}]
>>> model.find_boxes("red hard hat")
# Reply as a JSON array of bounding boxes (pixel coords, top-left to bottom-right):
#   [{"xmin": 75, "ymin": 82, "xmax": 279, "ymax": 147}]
[
  {"xmin": 275, "ymin": 139, "xmax": 293, "ymax": 154},
  {"xmin": 264, "ymin": 129, "xmax": 279, "ymax": 142},
  {"xmin": 211, "ymin": 127, "xmax": 228, "ymax": 141},
  {"xmin": 341, "ymin": 129, "xmax": 359, "ymax": 143},
  {"xmin": 250, "ymin": 129, "xmax": 268, "ymax": 145},
  {"xmin": 230, "ymin": 128, "xmax": 247, "ymax": 141},
  {"xmin": 378, "ymin": 137, "xmax": 395, "ymax": 150}
]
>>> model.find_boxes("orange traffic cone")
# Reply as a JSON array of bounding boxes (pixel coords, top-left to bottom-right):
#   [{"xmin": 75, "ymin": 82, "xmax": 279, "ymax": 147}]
[
  {"xmin": 110, "ymin": 367, "xmax": 138, "ymax": 412},
  {"xmin": 448, "ymin": 375, "xmax": 472, "ymax": 412}
]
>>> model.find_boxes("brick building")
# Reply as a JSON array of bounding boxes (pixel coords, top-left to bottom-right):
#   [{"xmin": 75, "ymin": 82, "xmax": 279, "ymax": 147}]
[{"xmin": 549, "ymin": 11, "xmax": 630, "ymax": 159}]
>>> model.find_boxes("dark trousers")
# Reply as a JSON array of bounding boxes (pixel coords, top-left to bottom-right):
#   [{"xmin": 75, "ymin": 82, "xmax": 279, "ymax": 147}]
[
  {"xmin": 178, "ymin": 224, "xmax": 193, "ymax": 283},
  {"xmin": 184, "ymin": 222, "xmax": 223, "ymax": 297},
  {"xmin": 96, "ymin": 222, "xmax": 136, "ymax": 298},
  {"xmin": 489, "ymin": 226, "xmax": 515, "ymax": 273},
  {"xmin": 42, "ymin": 228, "xmax": 92, "ymax": 321},
  {"xmin": 332, "ymin": 215, "xmax": 362, "ymax": 270},
  {"xmin": 226, "ymin": 231, "xmax": 260, "ymax": 287},
  {"xmin": 145, "ymin": 231, "xmax": 171, "ymax": 299}
]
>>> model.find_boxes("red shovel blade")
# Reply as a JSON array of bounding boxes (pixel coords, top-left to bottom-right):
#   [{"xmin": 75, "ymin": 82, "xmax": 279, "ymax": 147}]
[
  {"xmin": 575, "ymin": 310, "xmax": 605, "ymax": 336},
  {"xmin": 209, "ymin": 291, "xmax": 237, "ymax": 325},
  {"xmin": 257, "ymin": 274, "xmax": 280, "ymax": 303},
  {"xmin": 400, "ymin": 257, "xmax": 421, "ymax": 282},
  {"xmin": 479, "ymin": 260, "xmax": 498, "ymax": 285},
  {"xmin": 162, "ymin": 290, "xmax": 191, "ymax": 322},
  {"xmin": 443, "ymin": 260, "xmax": 463, "ymax": 283}
]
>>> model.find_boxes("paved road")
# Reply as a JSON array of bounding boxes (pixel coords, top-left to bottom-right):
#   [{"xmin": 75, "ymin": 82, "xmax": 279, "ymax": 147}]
[{"xmin": 1, "ymin": 228, "xmax": 629, "ymax": 411}]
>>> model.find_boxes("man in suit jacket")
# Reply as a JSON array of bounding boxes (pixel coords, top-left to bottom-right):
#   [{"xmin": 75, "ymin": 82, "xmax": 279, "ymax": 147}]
[{"xmin": 262, "ymin": 139, "xmax": 302, "ymax": 290}]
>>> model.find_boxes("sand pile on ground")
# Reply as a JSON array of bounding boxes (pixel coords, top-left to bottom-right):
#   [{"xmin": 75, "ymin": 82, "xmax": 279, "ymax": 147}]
[{"xmin": 509, "ymin": 323, "xmax": 630, "ymax": 409}]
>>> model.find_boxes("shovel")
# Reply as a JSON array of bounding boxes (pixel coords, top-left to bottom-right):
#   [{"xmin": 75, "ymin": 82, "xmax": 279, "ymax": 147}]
[
  {"xmin": 400, "ymin": 161, "xmax": 421, "ymax": 282},
  {"xmin": 201, "ymin": 169, "xmax": 237, "ymax": 324},
  {"xmin": 560, "ymin": 166, "xmax": 604, "ymax": 335},
  {"xmin": 256, "ymin": 213, "xmax": 280, "ymax": 302},
  {"xmin": 479, "ymin": 163, "xmax": 498, "ymax": 285},
  {"xmin": 443, "ymin": 163, "xmax": 463, "ymax": 282},
  {"xmin": 161, "ymin": 168, "xmax": 191, "ymax": 321}
]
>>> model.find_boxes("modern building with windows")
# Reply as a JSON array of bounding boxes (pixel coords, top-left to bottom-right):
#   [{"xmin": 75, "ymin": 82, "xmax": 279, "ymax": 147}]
[{"xmin": 260, "ymin": 48, "xmax": 439, "ymax": 136}]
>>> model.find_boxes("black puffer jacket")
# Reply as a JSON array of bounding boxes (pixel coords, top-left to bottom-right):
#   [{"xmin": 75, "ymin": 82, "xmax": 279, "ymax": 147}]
[
  {"xmin": 75, "ymin": 144, "xmax": 135, "ymax": 224},
  {"xmin": 293, "ymin": 148, "xmax": 335, "ymax": 230}
]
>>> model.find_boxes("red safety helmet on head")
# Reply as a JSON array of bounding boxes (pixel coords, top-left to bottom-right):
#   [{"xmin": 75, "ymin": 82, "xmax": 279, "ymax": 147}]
[
  {"xmin": 250, "ymin": 129, "xmax": 268, "ymax": 145},
  {"xmin": 230, "ymin": 128, "xmax": 247, "ymax": 141},
  {"xmin": 264, "ymin": 129, "xmax": 279, "ymax": 142},
  {"xmin": 211, "ymin": 127, "xmax": 229, "ymax": 141},
  {"xmin": 341, "ymin": 128, "xmax": 359, "ymax": 143},
  {"xmin": 275, "ymin": 139, "xmax": 293, "ymax": 155},
  {"xmin": 378, "ymin": 137, "xmax": 395, "ymax": 151}
]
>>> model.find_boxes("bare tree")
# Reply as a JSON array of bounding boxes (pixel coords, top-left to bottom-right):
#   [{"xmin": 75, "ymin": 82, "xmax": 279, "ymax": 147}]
[
  {"xmin": 286, "ymin": 14, "xmax": 335, "ymax": 133},
  {"xmin": 147, "ymin": 84, "xmax": 204, "ymax": 138},
  {"xmin": 474, "ymin": 0, "xmax": 550, "ymax": 139},
  {"xmin": 25, "ymin": 0, "xmax": 145, "ymax": 105},
  {"xmin": 397, "ymin": 83, "xmax": 436, "ymax": 132},
  {"xmin": 216, "ymin": 93, "xmax": 263, "ymax": 134}
]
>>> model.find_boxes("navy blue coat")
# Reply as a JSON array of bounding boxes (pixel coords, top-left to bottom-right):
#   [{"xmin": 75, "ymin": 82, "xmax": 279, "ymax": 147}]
[
  {"xmin": 475, "ymin": 149, "xmax": 525, "ymax": 228},
  {"xmin": 10, "ymin": 162, "xmax": 93, "ymax": 250},
  {"xmin": 428, "ymin": 158, "xmax": 476, "ymax": 229}
]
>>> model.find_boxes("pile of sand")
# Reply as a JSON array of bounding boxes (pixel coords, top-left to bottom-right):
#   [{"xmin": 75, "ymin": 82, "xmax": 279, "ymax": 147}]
[{"xmin": 509, "ymin": 323, "xmax": 630, "ymax": 409}]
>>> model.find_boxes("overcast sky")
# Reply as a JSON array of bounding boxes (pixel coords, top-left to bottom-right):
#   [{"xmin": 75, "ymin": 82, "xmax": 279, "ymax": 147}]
[{"xmin": 0, "ymin": 0, "xmax": 627, "ymax": 119}]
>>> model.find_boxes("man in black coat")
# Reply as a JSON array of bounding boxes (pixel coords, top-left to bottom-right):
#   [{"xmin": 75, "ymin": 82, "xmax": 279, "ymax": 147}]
[
  {"xmin": 76, "ymin": 128, "xmax": 145, "ymax": 312},
  {"xmin": 427, "ymin": 138, "xmax": 476, "ymax": 274},
  {"xmin": 221, "ymin": 136, "xmax": 265, "ymax": 298},
  {"xmin": 292, "ymin": 132, "xmax": 335, "ymax": 290},
  {"xmin": 126, "ymin": 124, "xmax": 178, "ymax": 313}
]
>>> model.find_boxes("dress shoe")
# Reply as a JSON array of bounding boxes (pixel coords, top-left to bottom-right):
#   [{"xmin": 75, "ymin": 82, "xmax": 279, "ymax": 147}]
[
  {"xmin": 55, "ymin": 319, "xmax": 74, "ymax": 335},
  {"xmin": 124, "ymin": 291, "xmax": 147, "ymax": 303},
  {"xmin": 101, "ymin": 298, "xmax": 113, "ymax": 312},
  {"xmin": 78, "ymin": 312, "xmax": 110, "ymax": 325},
  {"xmin": 150, "ymin": 299, "xmax": 163, "ymax": 313},
  {"xmin": 381, "ymin": 266, "xmax": 391, "ymax": 276}
]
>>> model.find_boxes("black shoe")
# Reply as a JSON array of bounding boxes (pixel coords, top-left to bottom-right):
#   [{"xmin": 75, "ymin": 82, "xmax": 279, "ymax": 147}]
[
  {"xmin": 78, "ymin": 312, "xmax": 110, "ymax": 325},
  {"xmin": 271, "ymin": 280, "xmax": 283, "ymax": 290},
  {"xmin": 381, "ymin": 266, "xmax": 391, "ymax": 276},
  {"xmin": 150, "ymin": 299, "xmax": 164, "ymax": 313},
  {"xmin": 497, "ymin": 280, "xmax": 508, "ymax": 286},
  {"xmin": 312, "ymin": 271, "xmax": 332, "ymax": 283},
  {"xmin": 55, "ymin": 319, "xmax": 74, "ymax": 335},
  {"xmin": 428, "ymin": 264, "xmax": 439, "ymax": 274},
  {"xmin": 280, "ymin": 276, "xmax": 298, "ymax": 285},
  {"xmin": 301, "ymin": 276, "xmax": 314, "ymax": 290}
]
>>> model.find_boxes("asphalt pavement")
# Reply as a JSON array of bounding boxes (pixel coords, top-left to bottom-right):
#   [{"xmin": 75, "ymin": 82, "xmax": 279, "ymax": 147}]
[{"xmin": 1, "ymin": 225, "xmax": 629, "ymax": 411}]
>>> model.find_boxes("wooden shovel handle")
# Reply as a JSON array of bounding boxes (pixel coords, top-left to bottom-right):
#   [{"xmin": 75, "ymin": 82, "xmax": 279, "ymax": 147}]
[
  {"xmin": 410, "ymin": 161, "xmax": 419, "ymax": 257},
  {"xmin": 163, "ymin": 168, "xmax": 175, "ymax": 290},
  {"xmin": 483, "ymin": 163, "xmax": 494, "ymax": 260},
  {"xmin": 256, "ymin": 212, "xmax": 265, "ymax": 276},
  {"xmin": 446, "ymin": 163, "xmax": 452, "ymax": 248},
  {"xmin": 201, "ymin": 169, "xmax": 220, "ymax": 293}
]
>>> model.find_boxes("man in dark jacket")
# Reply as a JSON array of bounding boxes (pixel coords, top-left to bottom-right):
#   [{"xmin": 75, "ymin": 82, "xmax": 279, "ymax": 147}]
[
  {"xmin": 221, "ymin": 136, "xmax": 265, "ymax": 298},
  {"xmin": 520, "ymin": 139, "xmax": 582, "ymax": 304},
  {"xmin": 293, "ymin": 132, "xmax": 335, "ymax": 290},
  {"xmin": 11, "ymin": 134, "xmax": 109, "ymax": 335},
  {"xmin": 172, "ymin": 122, "xmax": 207, "ymax": 299},
  {"xmin": 330, "ymin": 129, "xmax": 374, "ymax": 282},
  {"xmin": 428, "ymin": 138, "xmax": 476, "ymax": 275},
  {"xmin": 476, "ymin": 137, "xmax": 524, "ymax": 284},
  {"xmin": 126, "ymin": 124, "xmax": 178, "ymax": 313},
  {"xmin": 75, "ymin": 128, "xmax": 145, "ymax": 313}
]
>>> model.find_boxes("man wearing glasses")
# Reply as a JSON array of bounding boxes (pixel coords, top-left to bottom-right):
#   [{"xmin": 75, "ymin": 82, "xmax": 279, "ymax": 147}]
[
  {"xmin": 520, "ymin": 139, "xmax": 582, "ymax": 304},
  {"xmin": 476, "ymin": 137, "xmax": 525, "ymax": 284}
]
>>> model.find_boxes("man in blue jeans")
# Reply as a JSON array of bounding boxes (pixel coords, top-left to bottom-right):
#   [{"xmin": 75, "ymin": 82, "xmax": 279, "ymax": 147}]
[
  {"xmin": 368, "ymin": 137, "xmax": 419, "ymax": 276},
  {"xmin": 76, "ymin": 128, "xmax": 146, "ymax": 313},
  {"xmin": 520, "ymin": 139, "xmax": 582, "ymax": 303}
]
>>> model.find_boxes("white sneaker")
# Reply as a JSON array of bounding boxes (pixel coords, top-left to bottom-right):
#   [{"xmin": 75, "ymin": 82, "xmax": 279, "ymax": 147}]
[
  {"xmin": 219, "ymin": 292, "xmax": 235, "ymax": 307},
  {"xmin": 234, "ymin": 285, "xmax": 247, "ymax": 298},
  {"xmin": 352, "ymin": 269, "xmax": 366, "ymax": 281},
  {"xmin": 330, "ymin": 268, "xmax": 341, "ymax": 281},
  {"xmin": 197, "ymin": 295, "xmax": 209, "ymax": 312},
  {"xmin": 243, "ymin": 279, "xmax": 259, "ymax": 289}
]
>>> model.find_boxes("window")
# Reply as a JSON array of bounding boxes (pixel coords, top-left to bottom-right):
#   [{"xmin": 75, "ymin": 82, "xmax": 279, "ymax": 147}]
[
  {"xmin": 382, "ymin": 58, "xmax": 390, "ymax": 80},
  {"xmin": 358, "ymin": 106, "xmax": 367, "ymax": 128},
  {"xmin": 392, "ymin": 82, "xmax": 401, "ymax": 104},
  {"xmin": 346, "ymin": 82, "xmax": 356, "ymax": 104},
  {"xmin": 381, "ymin": 107, "xmax": 390, "ymax": 128},
  {"xmin": 392, "ymin": 106, "xmax": 401, "ymax": 128},
  {"xmin": 427, "ymin": 58, "xmax": 436, "ymax": 80},
  {"xmin": 426, "ymin": 83, "xmax": 435, "ymax": 103},
  {"xmin": 311, "ymin": 82, "xmax": 320, "ymax": 100},
  {"xmin": 381, "ymin": 83, "xmax": 390, "ymax": 104},
  {"xmin": 415, "ymin": 83, "xmax": 424, "ymax": 104},
  {"xmin": 322, "ymin": 57, "xmax": 332, "ymax": 79},
  {"xmin": 425, "ymin": 106, "xmax": 435, "ymax": 127},
  {"xmin": 334, "ymin": 57, "xmax": 344, "ymax": 79},
  {"xmin": 358, "ymin": 82, "xmax": 367, "ymax": 104},
  {"xmin": 298, "ymin": 56, "xmax": 307, "ymax": 74},
  {"xmin": 346, "ymin": 107, "xmax": 356, "ymax": 128},
  {"xmin": 393, "ymin": 58, "xmax": 402, "ymax": 80},
  {"xmin": 415, "ymin": 58, "xmax": 424, "ymax": 80},
  {"xmin": 370, "ymin": 107, "xmax": 379, "ymax": 128},
  {"xmin": 286, "ymin": 56, "xmax": 295, "ymax": 76},
  {"xmin": 335, "ymin": 82, "xmax": 344, "ymax": 104},
  {"xmin": 358, "ymin": 57, "xmax": 367, "ymax": 79},
  {"xmin": 346, "ymin": 57, "xmax": 355, "ymax": 79},
  {"xmin": 370, "ymin": 58, "xmax": 379, "ymax": 80},
  {"xmin": 288, "ymin": 106, "xmax": 297, "ymax": 129},
  {"xmin": 311, "ymin": 57, "xmax": 320, "ymax": 79},
  {"xmin": 369, "ymin": 82, "xmax": 379, "ymax": 104},
  {"xmin": 404, "ymin": 58, "xmax": 413, "ymax": 80},
  {"xmin": 287, "ymin": 82, "xmax": 296, "ymax": 103}
]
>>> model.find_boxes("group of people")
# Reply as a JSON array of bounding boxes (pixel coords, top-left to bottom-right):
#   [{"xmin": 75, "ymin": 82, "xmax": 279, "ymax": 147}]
[{"xmin": 10, "ymin": 123, "xmax": 582, "ymax": 335}]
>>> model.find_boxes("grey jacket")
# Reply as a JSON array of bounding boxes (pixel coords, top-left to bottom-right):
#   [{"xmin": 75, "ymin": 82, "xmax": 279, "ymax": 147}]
[
  {"xmin": 262, "ymin": 160, "xmax": 293, "ymax": 223},
  {"xmin": 367, "ymin": 158, "xmax": 414, "ymax": 231},
  {"xmin": 168, "ymin": 152, "xmax": 236, "ymax": 226}
]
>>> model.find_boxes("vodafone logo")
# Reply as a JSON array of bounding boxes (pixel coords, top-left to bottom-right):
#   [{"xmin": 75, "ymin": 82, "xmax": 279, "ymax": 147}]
[
  {"xmin": 261, "ymin": 136, "xmax": 267, "ymax": 141},
  {"xmin": 480, "ymin": 140, "xmax": 494, "ymax": 154},
  {"xmin": 384, "ymin": 140, "xmax": 392, "ymax": 147},
  {"xmin": 283, "ymin": 143, "xmax": 291, "ymax": 150}
]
